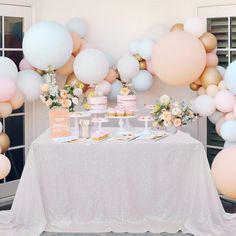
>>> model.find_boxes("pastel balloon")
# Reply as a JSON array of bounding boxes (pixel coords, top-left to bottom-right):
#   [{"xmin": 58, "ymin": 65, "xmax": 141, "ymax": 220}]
[
  {"xmin": 96, "ymin": 80, "xmax": 111, "ymax": 96},
  {"xmin": 142, "ymin": 24, "xmax": 168, "ymax": 41},
  {"xmin": 104, "ymin": 69, "xmax": 117, "ymax": 83},
  {"xmin": 0, "ymin": 122, "xmax": 2, "ymax": 133},
  {"xmin": 224, "ymin": 141, "xmax": 236, "ymax": 149},
  {"xmin": 19, "ymin": 58, "xmax": 35, "ymax": 71},
  {"xmin": 139, "ymin": 61, "xmax": 146, "ymax": 70},
  {"xmin": 200, "ymin": 32, "xmax": 217, "ymax": 53},
  {"xmin": 214, "ymin": 90, "xmax": 235, "ymax": 113},
  {"xmin": 0, "ymin": 132, "xmax": 10, "ymax": 153},
  {"xmin": 0, "ymin": 57, "xmax": 18, "ymax": 81},
  {"xmin": 9, "ymin": 90, "xmax": 24, "ymax": 110},
  {"xmin": 206, "ymin": 53, "xmax": 219, "ymax": 67},
  {"xmin": 218, "ymin": 80, "xmax": 227, "ymax": 90},
  {"xmin": 70, "ymin": 32, "xmax": 83, "ymax": 55},
  {"xmin": 23, "ymin": 21, "xmax": 73, "ymax": 70},
  {"xmin": 216, "ymin": 65, "xmax": 226, "ymax": 77},
  {"xmin": 221, "ymin": 120, "xmax": 236, "ymax": 142},
  {"xmin": 108, "ymin": 79, "xmax": 123, "ymax": 101},
  {"xmin": 0, "ymin": 154, "xmax": 11, "ymax": 179},
  {"xmin": 0, "ymin": 103, "xmax": 12, "ymax": 118},
  {"xmin": 138, "ymin": 39, "xmax": 155, "ymax": 60},
  {"xmin": 184, "ymin": 17, "xmax": 206, "ymax": 37},
  {"xmin": 57, "ymin": 55, "xmax": 74, "ymax": 76},
  {"xmin": 192, "ymin": 95, "xmax": 215, "ymax": 116},
  {"xmin": 132, "ymin": 70, "xmax": 153, "ymax": 92},
  {"xmin": 152, "ymin": 31, "xmax": 206, "ymax": 86},
  {"xmin": 0, "ymin": 78, "xmax": 17, "ymax": 102},
  {"xmin": 212, "ymin": 146, "xmax": 236, "ymax": 199},
  {"xmin": 208, "ymin": 111, "xmax": 224, "ymax": 124},
  {"xmin": 198, "ymin": 86, "xmax": 206, "ymax": 95},
  {"xmin": 117, "ymin": 54, "xmax": 139, "ymax": 83},
  {"xmin": 190, "ymin": 82, "xmax": 200, "ymax": 91},
  {"xmin": 66, "ymin": 17, "xmax": 87, "ymax": 38},
  {"xmin": 200, "ymin": 67, "xmax": 222, "ymax": 88},
  {"xmin": 194, "ymin": 78, "xmax": 202, "ymax": 85},
  {"xmin": 146, "ymin": 60, "xmax": 155, "ymax": 75},
  {"xmin": 225, "ymin": 112, "xmax": 235, "ymax": 121},
  {"xmin": 224, "ymin": 61, "xmax": 236, "ymax": 94},
  {"xmin": 17, "ymin": 70, "xmax": 43, "ymax": 102},
  {"xmin": 129, "ymin": 40, "xmax": 140, "ymax": 55},
  {"xmin": 73, "ymin": 49, "xmax": 109, "ymax": 85},
  {"xmin": 170, "ymin": 23, "xmax": 184, "ymax": 32},
  {"xmin": 206, "ymin": 84, "xmax": 219, "ymax": 97}
]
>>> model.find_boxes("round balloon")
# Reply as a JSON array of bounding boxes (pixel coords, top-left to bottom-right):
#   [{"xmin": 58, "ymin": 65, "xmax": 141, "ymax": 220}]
[
  {"xmin": 9, "ymin": 91, "xmax": 24, "ymax": 110},
  {"xmin": 73, "ymin": 49, "xmax": 109, "ymax": 85},
  {"xmin": 170, "ymin": 23, "xmax": 184, "ymax": 32},
  {"xmin": 221, "ymin": 120, "xmax": 236, "ymax": 142},
  {"xmin": 208, "ymin": 111, "xmax": 224, "ymax": 124},
  {"xmin": 23, "ymin": 21, "xmax": 73, "ymax": 70},
  {"xmin": 206, "ymin": 84, "xmax": 219, "ymax": 97},
  {"xmin": 0, "ymin": 133, "xmax": 10, "ymax": 153},
  {"xmin": 216, "ymin": 65, "xmax": 226, "ymax": 77},
  {"xmin": 0, "ymin": 57, "xmax": 18, "ymax": 81},
  {"xmin": 225, "ymin": 112, "xmax": 235, "ymax": 121},
  {"xmin": 108, "ymin": 79, "xmax": 123, "ymax": 101},
  {"xmin": 152, "ymin": 31, "xmax": 206, "ymax": 86},
  {"xmin": 0, "ymin": 78, "xmax": 16, "ymax": 102},
  {"xmin": 198, "ymin": 86, "xmax": 206, "ymax": 95},
  {"xmin": 214, "ymin": 90, "xmax": 235, "ymax": 113},
  {"xmin": 19, "ymin": 58, "xmax": 35, "ymax": 71},
  {"xmin": 0, "ymin": 154, "xmax": 11, "ymax": 179},
  {"xmin": 224, "ymin": 141, "xmax": 236, "ymax": 149},
  {"xmin": 200, "ymin": 67, "xmax": 222, "ymax": 88},
  {"xmin": 129, "ymin": 40, "xmax": 140, "ymax": 55},
  {"xmin": 96, "ymin": 80, "xmax": 111, "ymax": 96},
  {"xmin": 206, "ymin": 53, "xmax": 219, "ymax": 67},
  {"xmin": 183, "ymin": 17, "xmax": 206, "ymax": 37},
  {"xmin": 66, "ymin": 17, "xmax": 87, "ymax": 38},
  {"xmin": 218, "ymin": 80, "xmax": 227, "ymax": 90},
  {"xmin": 224, "ymin": 61, "xmax": 236, "ymax": 94},
  {"xmin": 132, "ymin": 70, "xmax": 153, "ymax": 92},
  {"xmin": 200, "ymin": 32, "xmax": 217, "ymax": 53},
  {"xmin": 104, "ymin": 69, "xmax": 117, "ymax": 83},
  {"xmin": 138, "ymin": 39, "xmax": 155, "ymax": 60},
  {"xmin": 192, "ymin": 95, "xmax": 215, "ymax": 116},
  {"xmin": 117, "ymin": 54, "xmax": 139, "ymax": 82},
  {"xmin": 17, "ymin": 70, "xmax": 43, "ymax": 102},
  {"xmin": 212, "ymin": 147, "xmax": 236, "ymax": 199},
  {"xmin": 0, "ymin": 103, "xmax": 12, "ymax": 118}
]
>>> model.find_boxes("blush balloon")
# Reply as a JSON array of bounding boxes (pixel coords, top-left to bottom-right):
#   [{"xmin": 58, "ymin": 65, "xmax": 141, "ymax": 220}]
[
  {"xmin": 0, "ymin": 78, "xmax": 17, "ymax": 102},
  {"xmin": 9, "ymin": 90, "xmax": 24, "ymax": 110},
  {"xmin": 214, "ymin": 90, "xmax": 235, "ymax": 113},
  {"xmin": 19, "ymin": 58, "xmax": 35, "ymax": 71},
  {"xmin": 206, "ymin": 53, "xmax": 219, "ymax": 67}
]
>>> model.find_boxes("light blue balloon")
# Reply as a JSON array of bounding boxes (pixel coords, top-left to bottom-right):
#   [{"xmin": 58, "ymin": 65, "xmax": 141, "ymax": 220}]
[
  {"xmin": 138, "ymin": 39, "xmax": 155, "ymax": 60},
  {"xmin": 220, "ymin": 120, "xmax": 236, "ymax": 142},
  {"xmin": 224, "ymin": 141, "xmax": 236, "ymax": 149},
  {"xmin": 129, "ymin": 40, "xmax": 140, "ymax": 55},
  {"xmin": 224, "ymin": 61, "xmax": 236, "ymax": 94},
  {"xmin": 132, "ymin": 70, "xmax": 153, "ymax": 92},
  {"xmin": 108, "ymin": 79, "xmax": 123, "ymax": 101}
]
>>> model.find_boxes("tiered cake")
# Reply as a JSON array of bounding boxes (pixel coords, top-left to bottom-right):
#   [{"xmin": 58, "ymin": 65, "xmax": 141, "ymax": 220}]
[{"xmin": 87, "ymin": 96, "xmax": 107, "ymax": 111}]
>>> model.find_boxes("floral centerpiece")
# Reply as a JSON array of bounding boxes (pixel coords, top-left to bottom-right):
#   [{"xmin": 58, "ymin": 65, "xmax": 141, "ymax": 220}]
[
  {"xmin": 151, "ymin": 95, "xmax": 198, "ymax": 130},
  {"xmin": 120, "ymin": 82, "xmax": 136, "ymax": 95},
  {"xmin": 40, "ymin": 67, "xmax": 85, "ymax": 112}
]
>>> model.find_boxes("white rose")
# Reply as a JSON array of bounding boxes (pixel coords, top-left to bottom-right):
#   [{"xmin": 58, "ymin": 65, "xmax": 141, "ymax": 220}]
[
  {"xmin": 73, "ymin": 88, "xmax": 83, "ymax": 96},
  {"xmin": 72, "ymin": 97, "xmax": 79, "ymax": 105},
  {"xmin": 171, "ymin": 107, "xmax": 181, "ymax": 116},
  {"xmin": 160, "ymin": 95, "xmax": 170, "ymax": 104}
]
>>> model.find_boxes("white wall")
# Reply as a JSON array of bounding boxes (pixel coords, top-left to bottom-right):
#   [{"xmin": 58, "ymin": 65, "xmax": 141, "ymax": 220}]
[{"xmin": 9, "ymin": 0, "xmax": 236, "ymax": 139}]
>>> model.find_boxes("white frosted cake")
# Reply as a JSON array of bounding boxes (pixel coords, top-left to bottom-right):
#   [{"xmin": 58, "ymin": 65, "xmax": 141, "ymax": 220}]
[
  {"xmin": 117, "ymin": 94, "xmax": 137, "ymax": 111},
  {"xmin": 88, "ymin": 96, "xmax": 107, "ymax": 111}
]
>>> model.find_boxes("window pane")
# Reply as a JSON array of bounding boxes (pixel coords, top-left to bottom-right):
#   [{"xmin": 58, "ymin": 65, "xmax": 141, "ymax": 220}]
[
  {"xmin": 5, "ymin": 148, "xmax": 25, "ymax": 181},
  {"xmin": 5, "ymin": 115, "xmax": 24, "ymax": 147},
  {"xmin": 230, "ymin": 17, "xmax": 236, "ymax": 48},
  {"xmin": 207, "ymin": 17, "xmax": 228, "ymax": 48},
  {"xmin": 4, "ymin": 16, "xmax": 23, "ymax": 48},
  {"xmin": 207, "ymin": 147, "xmax": 222, "ymax": 167},
  {"xmin": 230, "ymin": 51, "xmax": 236, "ymax": 62},
  {"xmin": 5, "ymin": 50, "xmax": 23, "ymax": 70},
  {"xmin": 217, "ymin": 51, "xmax": 228, "ymax": 68}
]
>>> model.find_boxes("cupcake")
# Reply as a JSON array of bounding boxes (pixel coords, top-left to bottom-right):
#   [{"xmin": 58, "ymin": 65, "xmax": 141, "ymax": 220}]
[
  {"xmin": 116, "ymin": 109, "xmax": 125, "ymax": 117},
  {"xmin": 107, "ymin": 107, "xmax": 116, "ymax": 116}
]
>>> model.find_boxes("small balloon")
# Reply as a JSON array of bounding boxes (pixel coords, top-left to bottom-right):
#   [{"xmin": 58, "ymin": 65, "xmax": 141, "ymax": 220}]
[
  {"xmin": 218, "ymin": 80, "xmax": 227, "ymax": 90},
  {"xmin": 221, "ymin": 120, "xmax": 236, "ymax": 142},
  {"xmin": 192, "ymin": 95, "xmax": 216, "ymax": 116},
  {"xmin": 170, "ymin": 23, "xmax": 184, "ymax": 32},
  {"xmin": 214, "ymin": 90, "xmax": 235, "ymax": 113},
  {"xmin": 66, "ymin": 17, "xmax": 87, "ymax": 38},
  {"xmin": 0, "ymin": 132, "xmax": 10, "ymax": 153},
  {"xmin": 208, "ymin": 111, "xmax": 225, "ymax": 124},
  {"xmin": 206, "ymin": 84, "xmax": 219, "ymax": 97},
  {"xmin": 0, "ymin": 78, "xmax": 17, "ymax": 102},
  {"xmin": 132, "ymin": 70, "xmax": 153, "ymax": 92},
  {"xmin": 129, "ymin": 40, "xmax": 140, "ymax": 55},
  {"xmin": 96, "ymin": 80, "xmax": 111, "ymax": 96},
  {"xmin": 224, "ymin": 61, "xmax": 236, "ymax": 94},
  {"xmin": 0, "ymin": 154, "xmax": 11, "ymax": 179},
  {"xmin": 184, "ymin": 17, "xmax": 206, "ymax": 37},
  {"xmin": 190, "ymin": 82, "xmax": 201, "ymax": 91},
  {"xmin": 198, "ymin": 86, "xmax": 206, "ymax": 95},
  {"xmin": 108, "ymin": 79, "xmax": 123, "ymax": 101},
  {"xmin": 19, "ymin": 58, "xmax": 35, "ymax": 71},
  {"xmin": 0, "ymin": 103, "xmax": 12, "ymax": 118},
  {"xmin": 134, "ymin": 54, "xmax": 143, "ymax": 62},
  {"xmin": 9, "ymin": 90, "xmax": 24, "ymax": 110},
  {"xmin": 139, "ymin": 61, "xmax": 146, "ymax": 70},
  {"xmin": 138, "ymin": 39, "xmax": 155, "ymax": 60},
  {"xmin": 199, "ymin": 67, "xmax": 222, "ymax": 88},
  {"xmin": 200, "ymin": 32, "xmax": 217, "ymax": 53},
  {"xmin": 206, "ymin": 53, "xmax": 219, "ymax": 67}
]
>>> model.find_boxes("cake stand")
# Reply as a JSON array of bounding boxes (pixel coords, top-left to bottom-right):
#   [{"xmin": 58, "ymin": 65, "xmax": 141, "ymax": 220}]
[
  {"xmin": 70, "ymin": 111, "xmax": 91, "ymax": 136},
  {"xmin": 91, "ymin": 117, "xmax": 109, "ymax": 132},
  {"xmin": 138, "ymin": 116, "xmax": 154, "ymax": 136}
]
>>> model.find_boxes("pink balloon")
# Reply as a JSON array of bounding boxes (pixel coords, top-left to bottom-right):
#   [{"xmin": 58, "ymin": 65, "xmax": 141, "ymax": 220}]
[
  {"xmin": 206, "ymin": 53, "xmax": 219, "ymax": 67},
  {"xmin": 96, "ymin": 80, "xmax": 111, "ymax": 96},
  {"xmin": 0, "ymin": 78, "xmax": 17, "ymax": 102},
  {"xmin": 19, "ymin": 58, "xmax": 35, "ymax": 71},
  {"xmin": 146, "ymin": 60, "xmax": 155, "ymax": 75},
  {"xmin": 198, "ymin": 86, "xmax": 206, "ymax": 95},
  {"xmin": 225, "ymin": 112, "xmax": 235, "ymax": 121},
  {"xmin": 214, "ymin": 90, "xmax": 235, "ymax": 113},
  {"xmin": 152, "ymin": 31, "xmax": 206, "ymax": 86},
  {"xmin": 216, "ymin": 117, "xmax": 225, "ymax": 136},
  {"xmin": 206, "ymin": 84, "xmax": 219, "ymax": 97}
]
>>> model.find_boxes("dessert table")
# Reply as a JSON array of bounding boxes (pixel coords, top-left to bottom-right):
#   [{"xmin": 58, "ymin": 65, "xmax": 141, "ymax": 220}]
[{"xmin": 0, "ymin": 129, "xmax": 236, "ymax": 236}]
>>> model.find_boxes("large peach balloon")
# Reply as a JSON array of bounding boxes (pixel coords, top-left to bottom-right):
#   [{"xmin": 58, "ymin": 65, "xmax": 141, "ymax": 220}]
[
  {"xmin": 200, "ymin": 32, "xmax": 217, "ymax": 53},
  {"xmin": 9, "ymin": 90, "xmax": 24, "ymax": 110},
  {"xmin": 206, "ymin": 53, "xmax": 219, "ymax": 67},
  {"xmin": 0, "ymin": 154, "xmax": 11, "ymax": 179},
  {"xmin": 0, "ymin": 132, "xmax": 10, "ymax": 153},
  {"xmin": 104, "ymin": 69, "xmax": 117, "ymax": 83},
  {"xmin": 0, "ymin": 103, "xmax": 12, "ymax": 118},
  {"xmin": 57, "ymin": 55, "xmax": 74, "ymax": 76},
  {"xmin": 170, "ymin": 23, "xmax": 184, "ymax": 32},
  {"xmin": 152, "ymin": 31, "xmax": 206, "ymax": 86},
  {"xmin": 211, "ymin": 146, "xmax": 236, "ymax": 199},
  {"xmin": 199, "ymin": 67, "xmax": 222, "ymax": 88},
  {"xmin": 70, "ymin": 32, "xmax": 83, "ymax": 55}
]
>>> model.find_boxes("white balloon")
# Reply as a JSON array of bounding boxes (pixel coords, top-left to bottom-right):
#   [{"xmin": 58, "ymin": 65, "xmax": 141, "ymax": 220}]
[
  {"xmin": 216, "ymin": 65, "xmax": 226, "ymax": 78},
  {"xmin": 17, "ymin": 70, "xmax": 43, "ymax": 102},
  {"xmin": 66, "ymin": 17, "xmax": 87, "ymax": 38},
  {"xmin": 193, "ymin": 95, "xmax": 216, "ymax": 116},
  {"xmin": 108, "ymin": 79, "xmax": 123, "ymax": 101},
  {"xmin": 224, "ymin": 61, "xmax": 236, "ymax": 94},
  {"xmin": 73, "ymin": 49, "xmax": 109, "ymax": 85},
  {"xmin": 23, "ymin": 21, "xmax": 73, "ymax": 70},
  {"xmin": 142, "ymin": 24, "xmax": 168, "ymax": 41},
  {"xmin": 96, "ymin": 80, "xmax": 111, "ymax": 96},
  {"xmin": 0, "ymin": 57, "xmax": 18, "ymax": 81},
  {"xmin": 117, "ymin": 54, "xmax": 139, "ymax": 83},
  {"xmin": 138, "ymin": 39, "xmax": 155, "ymax": 60},
  {"xmin": 129, "ymin": 40, "xmax": 140, "ymax": 55},
  {"xmin": 221, "ymin": 120, "xmax": 236, "ymax": 142},
  {"xmin": 132, "ymin": 70, "xmax": 153, "ymax": 92},
  {"xmin": 184, "ymin": 17, "xmax": 206, "ymax": 37},
  {"xmin": 0, "ymin": 155, "xmax": 11, "ymax": 180},
  {"xmin": 208, "ymin": 111, "xmax": 225, "ymax": 124},
  {"xmin": 0, "ymin": 121, "xmax": 2, "ymax": 133},
  {"xmin": 224, "ymin": 141, "xmax": 236, "ymax": 149}
]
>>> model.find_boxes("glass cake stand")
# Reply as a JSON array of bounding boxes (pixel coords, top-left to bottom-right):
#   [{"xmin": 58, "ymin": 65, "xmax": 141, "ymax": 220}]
[{"xmin": 138, "ymin": 116, "xmax": 154, "ymax": 136}]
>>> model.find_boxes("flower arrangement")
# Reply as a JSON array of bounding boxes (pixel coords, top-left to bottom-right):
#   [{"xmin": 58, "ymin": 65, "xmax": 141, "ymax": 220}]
[
  {"xmin": 151, "ymin": 95, "xmax": 198, "ymax": 128},
  {"xmin": 40, "ymin": 67, "xmax": 85, "ymax": 112},
  {"xmin": 120, "ymin": 83, "xmax": 136, "ymax": 95}
]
